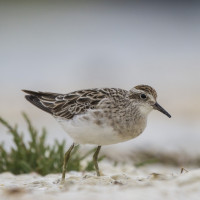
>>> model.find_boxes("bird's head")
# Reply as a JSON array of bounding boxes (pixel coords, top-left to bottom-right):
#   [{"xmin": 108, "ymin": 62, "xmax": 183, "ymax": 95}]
[{"xmin": 128, "ymin": 85, "xmax": 171, "ymax": 118}]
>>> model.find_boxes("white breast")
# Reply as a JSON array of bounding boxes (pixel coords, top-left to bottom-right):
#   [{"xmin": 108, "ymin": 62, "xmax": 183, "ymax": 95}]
[{"xmin": 55, "ymin": 111, "xmax": 141, "ymax": 145}]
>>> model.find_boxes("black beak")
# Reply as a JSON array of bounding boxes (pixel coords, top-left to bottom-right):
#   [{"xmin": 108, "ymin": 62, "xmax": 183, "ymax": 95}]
[{"xmin": 153, "ymin": 102, "xmax": 171, "ymax": 118}]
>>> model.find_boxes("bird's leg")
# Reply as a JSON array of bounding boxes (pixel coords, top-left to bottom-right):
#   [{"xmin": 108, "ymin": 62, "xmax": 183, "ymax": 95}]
[
  {"xmin": 93, "ymin": 146, "xmax": 101, "ymax": 176},
  {"xmin": 61, "ymin": 143, "xmax": 74, "ymax": 182}
]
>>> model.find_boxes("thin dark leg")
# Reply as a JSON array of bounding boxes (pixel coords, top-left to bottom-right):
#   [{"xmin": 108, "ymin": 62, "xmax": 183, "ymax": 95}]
[
  {"xmin": 61, "ymin": 143, "xmax": 74, "ymax": 182},
  {"xmin": 93, "ymin": 146, "xmax": 101, "ymax": 176}
]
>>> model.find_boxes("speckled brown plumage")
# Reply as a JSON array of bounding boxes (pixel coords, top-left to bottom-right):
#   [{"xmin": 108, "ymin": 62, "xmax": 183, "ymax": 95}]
[{"xmin": 23, "ymin": 88, "xmax": 128, "ymax": 120}]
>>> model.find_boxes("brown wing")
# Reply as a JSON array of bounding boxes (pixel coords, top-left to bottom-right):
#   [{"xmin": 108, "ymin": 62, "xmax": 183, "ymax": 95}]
[
  {"xmin": 23, "ymin": 88, "xmax": 127, "ymax": 119},
  {"xmin": 52, "ymin": 89, "xmax": 108, "ymax": 119}
]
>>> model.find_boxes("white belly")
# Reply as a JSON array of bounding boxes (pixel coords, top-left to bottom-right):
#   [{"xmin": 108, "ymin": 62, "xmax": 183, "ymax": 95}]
[{"xmin": 55, "ymin": 113, "xmax": 135, "ymax": 145}]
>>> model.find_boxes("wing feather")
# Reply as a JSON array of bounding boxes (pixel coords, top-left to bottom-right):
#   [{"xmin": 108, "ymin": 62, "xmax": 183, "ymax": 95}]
[{"xmin": 23, "ymin": 88, "xmax": 128, "ymax": 119}]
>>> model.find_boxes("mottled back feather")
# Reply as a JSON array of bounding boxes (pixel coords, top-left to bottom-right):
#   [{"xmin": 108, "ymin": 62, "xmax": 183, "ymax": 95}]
[{"xmin": 23, "ymin": 88, "xmax": 128, "ymax": 119}]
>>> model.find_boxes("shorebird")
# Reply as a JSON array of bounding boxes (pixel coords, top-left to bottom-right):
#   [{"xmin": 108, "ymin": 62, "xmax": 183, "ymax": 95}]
[{"xmin": 23, "ymin": 85, "xmax": 171, "ymax": 181}]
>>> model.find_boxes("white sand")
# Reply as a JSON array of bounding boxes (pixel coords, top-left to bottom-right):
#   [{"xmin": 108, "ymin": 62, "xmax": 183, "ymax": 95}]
[{"xmin": 0, "ymin": 162, "xmax": 200, "ymax": 200}]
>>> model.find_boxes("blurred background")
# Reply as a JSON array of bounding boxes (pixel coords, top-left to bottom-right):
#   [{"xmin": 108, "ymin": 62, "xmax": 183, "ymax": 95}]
[{"xmin": 0, "ymin": 0, "xmax": 200, "ymax": 156}]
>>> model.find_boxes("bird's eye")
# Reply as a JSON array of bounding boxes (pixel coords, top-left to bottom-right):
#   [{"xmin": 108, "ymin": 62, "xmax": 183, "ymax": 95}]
[{"xmin": 140, "ymin": 94, "xmax": 147, "ymax": 99}]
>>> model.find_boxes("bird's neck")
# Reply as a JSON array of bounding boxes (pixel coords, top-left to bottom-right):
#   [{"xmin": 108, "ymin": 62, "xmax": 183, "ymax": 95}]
[{"xmin": 138, "ymin": 105, "xmax": 153, "ymax": 117}]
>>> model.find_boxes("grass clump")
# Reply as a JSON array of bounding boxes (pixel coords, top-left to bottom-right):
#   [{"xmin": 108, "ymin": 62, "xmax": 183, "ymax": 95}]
[{"xmin": 0, "ymin": 113, "xmax": 99, "ymax": 175}]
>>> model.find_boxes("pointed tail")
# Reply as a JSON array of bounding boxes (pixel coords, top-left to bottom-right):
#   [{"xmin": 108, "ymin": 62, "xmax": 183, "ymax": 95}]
[{"xmin": 22, "ymin": 90, "xmax": 59, "ymax": 115}]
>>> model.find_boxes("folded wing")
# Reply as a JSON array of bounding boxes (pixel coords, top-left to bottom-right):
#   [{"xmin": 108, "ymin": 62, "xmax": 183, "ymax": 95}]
[{"xmin": 22, "ymin": 89, "xmax": 111, "ymax": 119}]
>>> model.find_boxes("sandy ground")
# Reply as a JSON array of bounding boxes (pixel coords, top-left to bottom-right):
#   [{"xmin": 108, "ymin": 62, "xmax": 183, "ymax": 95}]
[{"xmin": 0, "ymin": 161, "xmax": 200, "ymax": 200}]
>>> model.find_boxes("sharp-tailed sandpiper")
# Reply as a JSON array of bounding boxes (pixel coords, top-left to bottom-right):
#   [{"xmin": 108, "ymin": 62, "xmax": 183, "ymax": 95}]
[{"xmin": 23, "ymin": 85, "xmax": 171, "ymax": 181}]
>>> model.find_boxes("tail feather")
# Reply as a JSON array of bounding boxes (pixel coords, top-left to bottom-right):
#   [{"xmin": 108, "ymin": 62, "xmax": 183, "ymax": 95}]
[
  {"xmin": 23, "ymin": 90, "xmax": 56, "ymax": 114},
  {"xmin": 22, "ymin": 89, "xmax": 58, "ymax": 99}
]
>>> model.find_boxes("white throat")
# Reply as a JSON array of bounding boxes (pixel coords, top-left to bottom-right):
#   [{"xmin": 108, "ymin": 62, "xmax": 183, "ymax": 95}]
[{"xmin": 138, "ymin": 104, "xmax": 153, "ymax": 116}]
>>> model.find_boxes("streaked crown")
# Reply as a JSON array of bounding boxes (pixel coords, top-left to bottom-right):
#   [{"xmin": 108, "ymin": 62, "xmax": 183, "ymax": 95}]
[{"xmin": 134, "ymin": 85, "xmax": 157, "ymax": 99}]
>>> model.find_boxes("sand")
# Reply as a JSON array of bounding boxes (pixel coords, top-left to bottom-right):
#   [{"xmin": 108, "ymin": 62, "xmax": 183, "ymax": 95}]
[{"xmin": 0, "ymin": 161, "xmax": 200, "ymax": 200}]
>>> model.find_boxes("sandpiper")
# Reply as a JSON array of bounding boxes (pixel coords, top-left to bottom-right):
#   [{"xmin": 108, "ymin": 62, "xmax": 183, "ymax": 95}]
[{"xmin": 23, "ymin": 85, "xmax": 171, "ymax": 181}]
